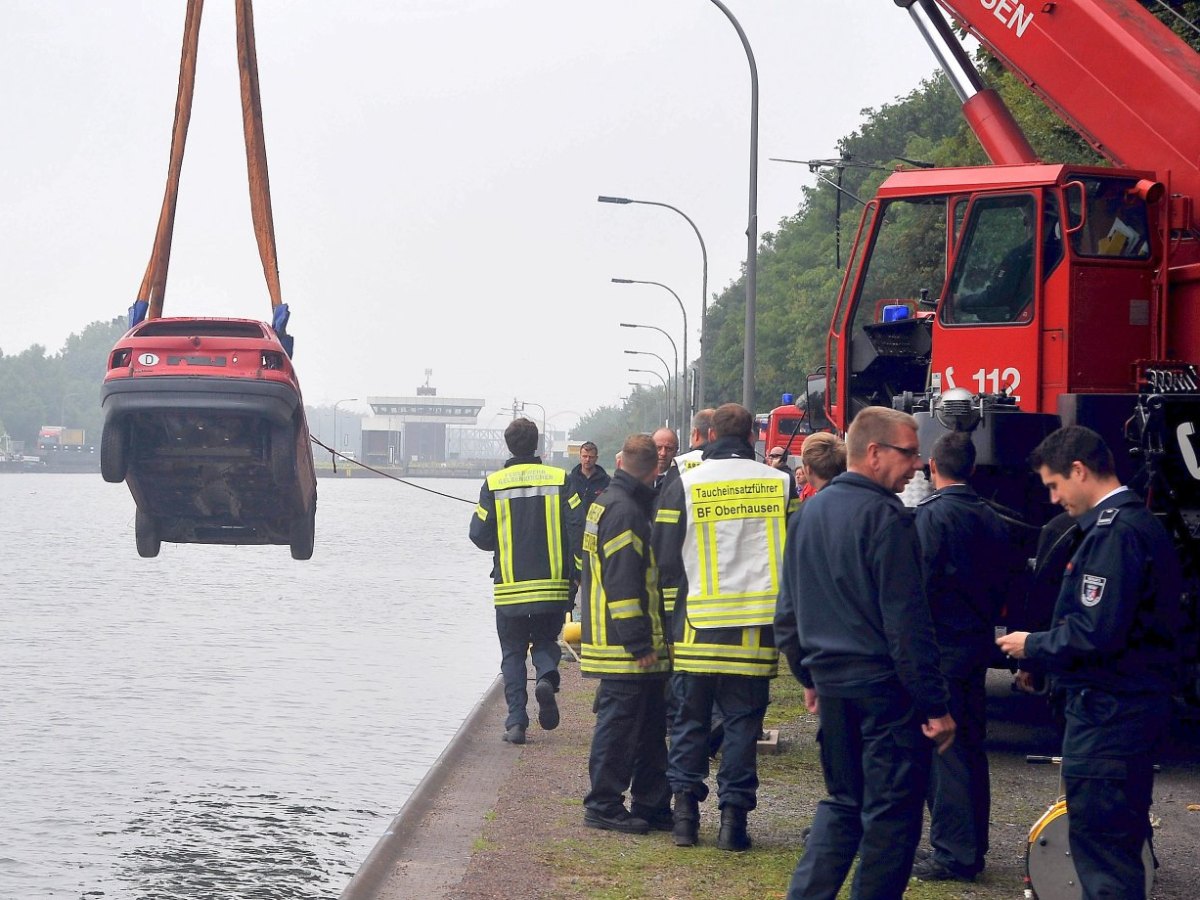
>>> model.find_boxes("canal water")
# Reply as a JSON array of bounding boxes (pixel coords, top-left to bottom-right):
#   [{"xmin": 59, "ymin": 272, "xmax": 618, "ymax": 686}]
[{"xmin": 0, "ymin": 473, "xmax": 499, "ymax": 899}]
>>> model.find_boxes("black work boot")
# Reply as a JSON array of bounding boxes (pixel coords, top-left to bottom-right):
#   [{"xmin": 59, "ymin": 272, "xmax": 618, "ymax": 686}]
[
  {"xmin": 672, "ymin": 791, "xmax": 699, "ymax": 847},
  {"xmin": 716, "ymin": 805, "xmax": 751, "ymax": 852}
]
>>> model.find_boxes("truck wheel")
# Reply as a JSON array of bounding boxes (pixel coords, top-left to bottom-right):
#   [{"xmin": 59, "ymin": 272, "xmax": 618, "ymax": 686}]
[
  {"xmin": 271, "ymin": 422, "xmax": 296, "ymax": 485},
  {"xmin": 290, "ymin": 501, "xmax": 316, "ymax": 560},
  {"xmin": 135, "ymin": 508, "xmax": 161, "ymax": 558},
  {"xmin": 101, "ymin": 419, "xmax": 129, "ymax": 483}
]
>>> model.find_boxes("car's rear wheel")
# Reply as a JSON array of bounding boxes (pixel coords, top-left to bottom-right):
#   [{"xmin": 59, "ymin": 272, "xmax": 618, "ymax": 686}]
[
  {"xmin": 270, "ymin": 421, "xmax": 296, "ymax": 486},
  {"xmin": 135, "ymin": 508, "xmax": 161, "ymax": 558},
  {"xmin": 290, "ymin": 500, "xmax": 316, "ymax": 560},
  {"xmin": 101, "ymin": 419, "xmax": 129, "ymax": 483}
]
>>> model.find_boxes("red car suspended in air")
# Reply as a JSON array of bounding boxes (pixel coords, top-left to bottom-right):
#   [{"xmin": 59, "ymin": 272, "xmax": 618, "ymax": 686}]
[{"xmin": 100, "ymin": 316, "xmax": 317, "ymax": 560}]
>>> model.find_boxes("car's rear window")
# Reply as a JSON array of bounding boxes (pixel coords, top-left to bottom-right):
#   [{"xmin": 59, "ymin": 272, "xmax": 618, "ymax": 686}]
[{"xmin": 135, "ymin": 321, "xmax": 265, "ymax": 338}]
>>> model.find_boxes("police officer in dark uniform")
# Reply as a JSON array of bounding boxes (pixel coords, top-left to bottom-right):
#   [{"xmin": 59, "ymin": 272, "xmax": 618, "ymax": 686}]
[
  {"xmin": 999, "ymin": 425, "xmax": 1180, "ymax": 900},
  {"xmin": 912, "ymin": 432, "xmax": 1015, "ymax": 882}
]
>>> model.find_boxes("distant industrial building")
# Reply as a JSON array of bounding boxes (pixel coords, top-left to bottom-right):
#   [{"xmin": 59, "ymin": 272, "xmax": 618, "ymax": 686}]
[
  {"xmin": 344, "ymin": 376, "xmax": 567, "ymax": 475},
  {"xmin": 361, "ymin": 393, "xmax": 489, "ymax": 466}
]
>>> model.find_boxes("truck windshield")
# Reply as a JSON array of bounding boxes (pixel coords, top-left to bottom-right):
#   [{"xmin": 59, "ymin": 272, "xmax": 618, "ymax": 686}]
[{"xmin": 853, "ymin": 197, "xmax": 948, "ymax": 324}]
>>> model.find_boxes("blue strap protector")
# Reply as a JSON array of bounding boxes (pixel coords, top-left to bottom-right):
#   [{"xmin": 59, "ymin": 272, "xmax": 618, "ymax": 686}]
[
  {"xmin": 127, "ymin": 300, "xmax": 149, "ymax": 328},
  {"xmin": 272, "ymin": 303, "xmax": 295, "ymax": 357}
]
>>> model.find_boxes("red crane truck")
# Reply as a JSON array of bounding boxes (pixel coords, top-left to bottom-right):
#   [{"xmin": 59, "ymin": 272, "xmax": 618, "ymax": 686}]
[{"xmin": 815, "ymin": 0, "xmax": 1200, "ymax": 702}]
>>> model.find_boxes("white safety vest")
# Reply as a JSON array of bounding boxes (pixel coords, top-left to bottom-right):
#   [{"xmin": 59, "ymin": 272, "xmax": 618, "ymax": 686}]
[{"xmin": 678, "ymin": 457, "xmax": 790, "ymax": 629}]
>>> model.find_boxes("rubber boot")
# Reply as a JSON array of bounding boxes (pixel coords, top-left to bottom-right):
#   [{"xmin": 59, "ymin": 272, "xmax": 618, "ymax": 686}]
[
  {"xmin": 672, "ymin": 791, "xmax": 699, "ymax": 847},
  {"xmin": 717, "ymin": 805, "xmax": 751, "ymax": 852}
]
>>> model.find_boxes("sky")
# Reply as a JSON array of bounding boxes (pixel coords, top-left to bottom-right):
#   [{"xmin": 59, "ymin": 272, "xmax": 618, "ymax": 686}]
[{"xmin": 0, "ymin": 1, "xmax": 944, "ymax": 433}]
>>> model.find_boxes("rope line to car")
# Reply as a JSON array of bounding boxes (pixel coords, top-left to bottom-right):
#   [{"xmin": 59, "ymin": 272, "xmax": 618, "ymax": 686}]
[{"xmin": 310, "ymin": 437, "xmax": 476, "ymax": 505}]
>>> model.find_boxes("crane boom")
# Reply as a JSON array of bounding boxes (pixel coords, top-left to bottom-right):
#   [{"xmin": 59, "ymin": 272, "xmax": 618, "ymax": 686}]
[{"xmin": 927, "ymin": 0, "xmax": 1200, "ymax": 207}]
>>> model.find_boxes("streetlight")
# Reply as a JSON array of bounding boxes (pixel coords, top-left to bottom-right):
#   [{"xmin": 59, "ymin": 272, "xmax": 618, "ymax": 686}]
[
  {"xmin": 599, "ymin": 195, "xmax": 708, "ymax": 406},
  {"xmin": 621, "ymin": 322, "xmax": 680, "ymax": 432},
  {"xmin": 628, "ymin": 381, "xmax": 663, "ymax": 431},
  {"xmin": 612, "ymin": 278, "xmax": 688, "ymax": 424},
  {"xmin": 706, "ymin": 0, "xmax": 759, "ymax": 411},
  {"xmin": 518, "ymin": 399, "xmax": 549, "ymax": 457},
  {"xmin": 624, "ymin": 349, "xmax": 674, "ymax": 429},
  {"xmin": 333, "ymin": 397, "xmax": 358, "ymax": 459},
  {"xmin": 628, "ymin": 367, "xmax": 669, "ymax": 427}
]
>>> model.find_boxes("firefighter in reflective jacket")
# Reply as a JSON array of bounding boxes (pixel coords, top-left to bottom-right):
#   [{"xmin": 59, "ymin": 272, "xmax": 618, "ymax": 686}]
[
  {"xmin": 470, "ymin": 418, "xmax": 578, "ymax": 746},
  {"xmin": 655, "ymin": 407, "xmax": 716, "ymax": 625},
  {"xmin": 653, "ymin": 403, "xmax": 791, "ymax": 851},
  {"xmin": 999, "ymin": 426, "xmax": 1180, "ymax": 900},
  {"xmin": 580, "ymin": 434, "xmax": 672, "ymax": 834}
]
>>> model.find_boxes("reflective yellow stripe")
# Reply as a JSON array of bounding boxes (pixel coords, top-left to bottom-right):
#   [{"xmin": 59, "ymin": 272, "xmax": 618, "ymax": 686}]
[
  {"xmin": 494, "ymin": 590, "xmax": 570, "ymax": 606},
  {"xmin": 494, "ymin": 578, "xmax": 571, "ymax": 594},
  {"xmin": 672, "ymin": 653, "xmax": 777, "ymax": 677},
  {"xmin": 686, "ymin": 596, "xmax": 776, "ymax": 628},
  {"xmin": 580, "ymin": 643, "xmax": 670, "ymax": 676},
  {"xmin": 568, "ymin": 493, "xmax": 582, "ymax": 509},
  {"xmin": 603, "ymin": 529, "xmax": 643, "ymax": 558},
  {"xmin": 609, "ymin": 597, "xmax": 641, "ymax": 619},
  {"xmin": 545, "ymin": 494, "xmax": 563, "ymax": 579},
  {"xmin": 673, "ymin": 623, "xmax": 778, "ymax": 675},
  {"xmin": 587, "ymin": 553, "xmax": 606, "ymax": 646},
  {"xmin": 487, "ymin": 465, "xmax": 567, "ymax": 490},
  {"xmin": 655, "ymin": 508, "xmax": 681, "ymax": 524},
  {"xmin": 498, "ymin": 497, "xmax": 514, "ymax": 583},
  {"xmin": 474, "ymin": 504, "xmax": 489, "ymax": 522},
  {"xmin": 697, "ymin": 520, "xmax": 717, "ymax": 597}
]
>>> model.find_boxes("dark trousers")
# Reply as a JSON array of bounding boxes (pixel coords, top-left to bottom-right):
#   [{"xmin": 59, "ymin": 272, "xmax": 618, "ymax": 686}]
[
  {"xmin": 786, "ymin": 684, "xmax": 931, "ymax": 900},
  {"xmin": 927, "ymin": 663, "xmax": 989, "ymax": 875},
  {"xmin": 584, "ymin": 677, "xmax": 670, "ymax": 817},
  {"xmin": 667, "ymin": 672, "xmax": 769, "ymax": 810},
  {"xmin": 495, "ymin": 610, "xmax": 562, "ymax": 729},
  {"xmin": 1061, "ymin": 688, "xmax": 1168, "ymax": 900}
]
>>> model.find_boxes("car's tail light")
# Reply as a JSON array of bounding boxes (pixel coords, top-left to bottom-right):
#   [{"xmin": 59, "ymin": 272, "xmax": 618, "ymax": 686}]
[
  {"xmin": 261, "ymin": 351, "xmax": 285, "ymax": 370},
  {"xmin": 110, "ymin": 348, "xmax": 132, "ymax": 369}
]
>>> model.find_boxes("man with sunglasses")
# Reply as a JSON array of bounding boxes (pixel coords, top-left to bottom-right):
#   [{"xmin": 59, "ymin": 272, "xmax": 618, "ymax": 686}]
[{"xmin": 778, "ymin": 406, "xmax": 954, "ymax": 900}]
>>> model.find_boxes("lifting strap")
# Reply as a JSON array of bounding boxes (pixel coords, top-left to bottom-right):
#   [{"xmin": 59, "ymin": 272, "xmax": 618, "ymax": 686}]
[{"xmin": 131, "ymin": 0, "xmax": 291, "ymax": 353}]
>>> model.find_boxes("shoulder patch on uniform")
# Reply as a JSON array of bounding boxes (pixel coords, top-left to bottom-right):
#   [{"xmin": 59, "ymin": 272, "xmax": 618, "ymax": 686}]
[
  {"xmin": 1081, "ymin": 574, "xmax": 1106, "ymax": 607},
  {"xmin": 1097, "ymin": 508, "xmax": 1119, "ymax": 527}
]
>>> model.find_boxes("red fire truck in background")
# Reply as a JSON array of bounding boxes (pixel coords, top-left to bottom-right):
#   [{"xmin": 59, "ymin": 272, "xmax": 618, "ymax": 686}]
[{"xmin": 756, "ymin": 393, "xmax": 813, "ymax": 462}]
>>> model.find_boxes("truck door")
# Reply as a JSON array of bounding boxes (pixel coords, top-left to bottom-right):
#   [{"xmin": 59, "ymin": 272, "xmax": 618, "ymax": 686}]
[{"xmin": 934, "ymin": 192, "xmax": 1060, "ymax": 410}]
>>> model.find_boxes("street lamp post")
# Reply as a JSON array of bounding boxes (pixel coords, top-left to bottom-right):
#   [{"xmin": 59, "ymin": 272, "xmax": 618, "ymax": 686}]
[
  {"xmin": 706, "ymin": 0, "xmax": 759, "ymax": 411},
  {"xmin": 628, "ymin": 367, "xmax": 669, "ymax": 427},
  {"xmin": 628, "ymin": 382, "xmax": 662, "ymax": 431},
  {"xmin": 598, "ymin": 195, "xmax": 708, "ymax": 408},
  {"xmin": 518, "ymin": 399, "xmax": 549, "ymax": 457},
  {"xmin": 612, "ymin": 278, "xmax": 688, "ymax": 425},
  {"xmin": 624, "ymin": 350, "xmax": 674, "ymax": 429},
  {"xmin": 620, "ymin": 322, "xmax": 680, "ymax": 433},
  {"xmin": 333, "ymin": 397, "xmax": 358, "ymax": 460}
]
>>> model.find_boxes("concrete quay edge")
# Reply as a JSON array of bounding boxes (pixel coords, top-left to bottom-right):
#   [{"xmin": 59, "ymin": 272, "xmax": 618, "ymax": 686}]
[{"xmin": 339, "ymin": 675, "xmax": 512, "ymax": 900}]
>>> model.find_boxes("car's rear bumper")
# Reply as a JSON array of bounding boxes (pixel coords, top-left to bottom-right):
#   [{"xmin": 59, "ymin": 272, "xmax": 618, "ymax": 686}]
[{"xmin": 102, "ymin": 376, "xmax": 300, "ymax": 427}]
